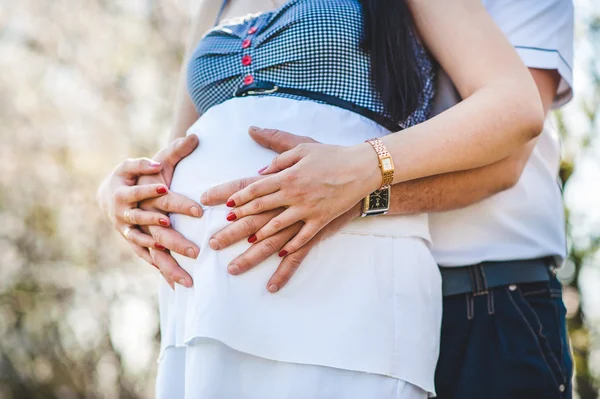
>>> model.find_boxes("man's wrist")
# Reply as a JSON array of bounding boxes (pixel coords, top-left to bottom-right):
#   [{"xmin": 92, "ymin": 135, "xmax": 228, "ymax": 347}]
[{"xmin": 350, "ymin": 202, "xmax": 362, "ymax": 220}]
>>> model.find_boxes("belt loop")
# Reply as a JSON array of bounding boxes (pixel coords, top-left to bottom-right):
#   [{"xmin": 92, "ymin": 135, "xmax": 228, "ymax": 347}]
[
  {"xmin": 544, "ymin": 256, "xmax": 557, "ymax": 277},
  {"xmin": 469, "ymin": 264, "xmax": 489, "ymax": 296},
  {"xmin": 478, "ymin": 264, "xmax": 489, "ymax": 291},
  {"xmin": 468, "ymin": 266, "xmax": 478, "ymax": 294}
]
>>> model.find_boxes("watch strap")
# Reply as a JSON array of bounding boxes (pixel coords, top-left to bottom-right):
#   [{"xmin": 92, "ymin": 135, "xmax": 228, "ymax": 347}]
[{"xmin": 366, "ymin": 138, "xmax": 394, "ymax": 189}]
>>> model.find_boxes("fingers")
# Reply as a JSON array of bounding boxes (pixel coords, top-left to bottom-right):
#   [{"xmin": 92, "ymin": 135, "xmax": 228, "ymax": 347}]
[
  {"xmin": 226, "ymin": 192, "xmax": 284, "ymax": 221},
  {"xmin": 149, "ymin": 248, "xmax": 193, "ymax": 288},
  {"xmin": 149, "ymin": 225, "xmax": 200, "ymax": 259},
  {"xmin": 258, "ymin": 146, "xmax": 305, "ymax": 175},
  {"xmin": 278, "ymin": 222, "xmax": 321, "ymax": 256},
  {"xmin": 129, "ymin": 242, "xmax": 155, "ymax": 266},
  {"xmin": 116, "ymin": 158, "xmax": 162, "ymax": 178},
  {"xmin": 227, "ymin": 223, "xmax": 302, "ymax": 276},
  {"xmin": 115, "ymin": 183, "xmax": 169, "ymax": 204},
  {"xmin": 125, "ymin": 226, "xmax": 166, "ymax": 249},
  {"xmin": 266, "ymin": 244, "xmax": 311, "ymax": 293},
  {"xmin": 209, "ymin": 209, "xmax": 284, "ymax": 250},
  {"xmin": 200, "ymin": 176, "xmax": 262, "ymax": 207},
  {"xmin": 248, "ymin": 127, "xmax": 318, "ymax": 154},
  {"xmin": 251, "ymin": 207, "xmax": 301, "ymax": 243},
  {"xmin": 157, "ymin": 135, "xmax": 199, "ymax": 168},
  {"xmin": 142, "ymin": 192, "xmax": 203, "ymax": 218},
  {"xmin": 225, "ymin": 175, "xmax": 280, "ymax": 209},
  {"xmin": 121, "ymin": 208, "xmax": 171, "ymax": 228},
  {"xmin": 128, "ymin": 241, "xmax": 173, "ymax": 290}
]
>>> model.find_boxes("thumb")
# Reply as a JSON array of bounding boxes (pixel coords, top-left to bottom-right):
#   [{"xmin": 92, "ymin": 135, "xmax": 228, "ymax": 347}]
[
  {"xmin": 161, "ymin": 134, "xmax": 200, "ymax": 167},
  {"xmin": 249, "ymin": 126, "xmax": 318, "ymax": 154}
]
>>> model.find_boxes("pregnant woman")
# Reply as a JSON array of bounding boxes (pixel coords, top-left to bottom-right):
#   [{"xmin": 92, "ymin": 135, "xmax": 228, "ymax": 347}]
[{"xmin": 97, "ymin": 0, "xmax": 544, "ymax": 397}]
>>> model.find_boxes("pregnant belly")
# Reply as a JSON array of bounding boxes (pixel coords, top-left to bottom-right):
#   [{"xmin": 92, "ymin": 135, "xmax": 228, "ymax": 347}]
[{"xmin": 159, "ymin": 97, "xmax": 440, "ymax": 387}]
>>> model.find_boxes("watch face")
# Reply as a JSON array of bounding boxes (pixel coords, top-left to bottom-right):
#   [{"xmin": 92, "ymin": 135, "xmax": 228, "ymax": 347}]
[
  {"xmin": 381, "ymin": 157, "xmax": 393, "ymax": 171},
  {"xmin": 369, "ymin": 188, "xmax": 389, "ymax": 211}
]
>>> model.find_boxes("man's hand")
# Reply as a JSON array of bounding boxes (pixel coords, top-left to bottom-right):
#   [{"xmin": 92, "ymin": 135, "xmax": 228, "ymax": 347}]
[{"xmin": 202, "ymin": 127, "xmax": 361, "ymax": 292}]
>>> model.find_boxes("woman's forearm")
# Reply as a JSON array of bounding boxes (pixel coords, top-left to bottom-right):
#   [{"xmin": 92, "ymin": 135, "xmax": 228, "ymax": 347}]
[
  {"xmin": 379, "ymin": 83, "xmax": 543, "ymax": 185},
  {"xmin": 168, "ymin": 0, "xmax": 225, "ymax": 143},
  {"xmin": 368, "ymin": 0, "xmax": 544, "ymax": 187}
]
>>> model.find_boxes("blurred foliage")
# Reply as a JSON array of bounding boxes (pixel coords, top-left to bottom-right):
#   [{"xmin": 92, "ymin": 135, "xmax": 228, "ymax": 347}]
[
  {"xmin": 558, "ymin": 7, "xmax": 600, "ymax": 398},
  {"xmin": 0, "ymin": 0, "xmax": 189, "ymax": 397},
  {"xmin": 0, "ymin": 0, "xmax": 598, "ymax": 398}
]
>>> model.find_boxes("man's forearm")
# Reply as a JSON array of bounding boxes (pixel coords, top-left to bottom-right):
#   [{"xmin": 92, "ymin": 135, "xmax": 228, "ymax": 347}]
[
  {"xmin": 387, "ymin": 68, "xmax": 558, "ymax": 216},
  {"xmin": 387, "ymin": 141, "xmax": 534, "ymax": 215}
]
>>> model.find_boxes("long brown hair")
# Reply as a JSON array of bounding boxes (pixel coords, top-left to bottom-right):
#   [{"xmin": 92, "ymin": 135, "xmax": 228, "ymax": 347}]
[{"xmin": 359, "ymin": 0, "xmax": 426, "ymax": 122}]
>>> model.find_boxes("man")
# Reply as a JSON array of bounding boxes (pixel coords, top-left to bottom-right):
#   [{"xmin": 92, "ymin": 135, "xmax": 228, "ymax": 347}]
[{"xmin": 101, "ymin": 0, "xmax": 574, "ymax": 397}]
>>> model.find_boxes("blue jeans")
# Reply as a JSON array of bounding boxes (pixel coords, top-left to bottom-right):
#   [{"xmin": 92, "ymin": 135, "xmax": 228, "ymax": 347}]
[{"xmin": 435, "ymin": 274, "xmax": 573, "ymax": 399}]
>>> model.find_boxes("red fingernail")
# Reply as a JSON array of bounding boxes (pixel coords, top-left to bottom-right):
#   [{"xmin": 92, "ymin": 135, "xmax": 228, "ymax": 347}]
[
  {"xmin": 226, "ymin": 199, "xmax": 236, "ymax": 207},
  {"xmin": 257, "ymin": 166, "xmax": 267, "ymax": 174},
  {"xmin": 226, "ymin": 212, "xmax": 237, "ymax": 221},
  {"xmin": 159, "ymin": 218, "xmax": 169, "ymax": 227},
  {"xmin": 157, "ymin": 187, "xmax": 167, "ymax": 194},
  {"xmin": 278, "ymin": 250, "xmax": 288, "ymax": 257},
  {"xmin": 155, "ymin": 243, "xmax": 166, "ymax": 250},
  {"xmin": 248, "ymin": 234, "xmax": 257, "ymax": 243}
]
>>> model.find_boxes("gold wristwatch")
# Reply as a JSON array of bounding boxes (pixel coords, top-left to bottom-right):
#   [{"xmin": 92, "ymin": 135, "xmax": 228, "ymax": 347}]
[{"xmin": 361, "ymin": 138, "xmax": 395, "ymax": 217}]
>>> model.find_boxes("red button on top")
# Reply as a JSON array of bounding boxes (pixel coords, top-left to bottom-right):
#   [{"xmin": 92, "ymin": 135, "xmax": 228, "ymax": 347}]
[
  {"xmin": 242, "ymin": 55, "xmax": 252, "ymax": 66},
  {"xmin": 243, "ymin": 75, "xmax": 254, "ymax": 85},
  {"xmin": 248, "ymin": 26, "xmax": 257, "ymax": 34},
  {"xmin": 242, "ymin": 39, "xmax": 251, "ymax": 49}
]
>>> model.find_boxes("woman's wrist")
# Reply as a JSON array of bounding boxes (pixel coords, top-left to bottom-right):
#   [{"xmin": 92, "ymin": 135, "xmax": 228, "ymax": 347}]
[{"xmin": 349, "ymin": 142, "xmax": 384, "ymax": 195}]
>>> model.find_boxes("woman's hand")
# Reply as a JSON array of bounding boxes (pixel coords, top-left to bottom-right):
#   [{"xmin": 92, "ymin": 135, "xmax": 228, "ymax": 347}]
[
  {"xmin": 202, "ymin": 126, "xmax": 381, "ymax": 257},
  {"xmin": 97, "ymin": 135, "xmax": 202, "ymax": 288},
  {"xmin": 97, "ymin": 157, "xmax": 171, "ymax": 265}
]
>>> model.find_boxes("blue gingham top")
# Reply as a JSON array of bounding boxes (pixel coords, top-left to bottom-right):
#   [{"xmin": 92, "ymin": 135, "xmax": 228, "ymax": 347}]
[{"xmin": 187, "ymin": 0, "xmax": 435, "ymax": 130}]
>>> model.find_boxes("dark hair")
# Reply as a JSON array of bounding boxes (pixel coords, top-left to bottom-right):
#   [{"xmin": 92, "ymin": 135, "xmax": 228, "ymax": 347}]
[{"xmin": 359, "ymin": 0, "xmax": 425, "ymax": 123}]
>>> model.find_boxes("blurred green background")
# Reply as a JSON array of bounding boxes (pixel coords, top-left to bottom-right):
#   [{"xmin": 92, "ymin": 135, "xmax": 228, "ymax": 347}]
[{"xmin": 0, "ymin": 0, "xmax": 598, "ymax": 398}]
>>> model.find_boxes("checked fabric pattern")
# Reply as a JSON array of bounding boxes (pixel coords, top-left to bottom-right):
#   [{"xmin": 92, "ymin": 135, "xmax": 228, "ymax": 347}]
[{"xmin": 187, "ymin": 0, "xmax": 435, "ymax": 130}]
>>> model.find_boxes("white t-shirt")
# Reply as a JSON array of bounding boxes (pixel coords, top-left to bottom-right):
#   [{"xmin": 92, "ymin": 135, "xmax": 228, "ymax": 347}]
[{"xmin": 429, "ymin": 0, "xmax": 574, "ymax": 266}]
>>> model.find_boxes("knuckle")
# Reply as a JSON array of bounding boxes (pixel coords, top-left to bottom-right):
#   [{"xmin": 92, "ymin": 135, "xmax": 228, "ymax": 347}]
[
  {"xmin": 128, "ymin": 210, "xmax": 138, "ymax": 224},
  {"xmin": 251, "ymin": 198, "xmax": 263, "ymax": 212},
  {"xmin": 159, "ymin": 196, "xmax": 171, "ymax": 211},
  {"xmin": 114, "ymin": 188, "xmax": 126, "ymax": 203},
  {"xmin": 271, "ymin": 218, "xmax": 282, "ymax": 230},
  {"xmin": 175, "ymin": 243, "xmax": 188, "ymax": 256},
  {"xmin": 235, "ymin": 178, "xmax": 248, "ymax": 193},
  {"xmin": 248, "ymin": 183, "xmax": 260, "ymax": 197},
  {"xmin": 297, "ymin": 143, "xmax": 310, "ymax": 153},
  {"xmin": 130, "ymin": 185, "xmax": 142, "ymax": 201},
  {"xmin": 283, "ymin": 172, "xmax": 297, "ymax": 184},
  {"xmin": 286, "ymin": 254, "xmax": 303, "ymax": 269},
  {"xmin": 260, "ymin": 239, "xmax": 278, "ymax": 257},
  {"xmin": 243, "ymin": 217, "xmax": 257, "ymax": 235},
  {"xmin": 298, "ymin": 234, "xmax": 310, "ymax": 246},
  {"xmin": 152, "ymin": 230, "xmax": 163, "ymax": 244},
  {"xmin": 270, "ymin": 129, "xmax": 282, "ymax": 141},
  {"xmin": 217, "ymin": 231, "xmax": 231, "ymax": 246}
]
